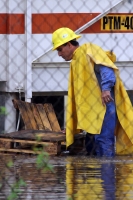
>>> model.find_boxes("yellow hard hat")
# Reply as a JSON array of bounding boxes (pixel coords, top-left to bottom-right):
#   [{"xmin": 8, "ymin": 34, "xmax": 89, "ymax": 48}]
[{"xmin": 52, "ymin": 27, "xmax": 81, "ymax": 50}]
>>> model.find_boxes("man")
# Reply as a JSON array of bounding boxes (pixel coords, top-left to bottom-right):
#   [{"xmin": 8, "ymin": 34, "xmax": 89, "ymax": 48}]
[{"xmin": 52, "ymin": 27, "xmax": 133, "ymax": 157}]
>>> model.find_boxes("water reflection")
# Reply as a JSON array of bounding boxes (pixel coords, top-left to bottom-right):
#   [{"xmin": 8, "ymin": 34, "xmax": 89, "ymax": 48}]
[
  {"xmin": 66, "ymin": 157, "xmax": 116, "ymax": 200},
  {"xmin": 101, "ymin": 162, "xmax": 115, "ymax": 200},
  {"xmin": 0, "ymin": 155, "xmax": 133, "ymax": 199},
  {"xmin": 116, "ymin": 162, "xmax": 133, "ymax": 200}
]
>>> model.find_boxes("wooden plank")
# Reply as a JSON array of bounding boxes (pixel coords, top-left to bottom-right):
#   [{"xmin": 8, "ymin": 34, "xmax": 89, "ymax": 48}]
[
  {"xmin": 44, "ymin": 104, "xmax": 61, "ymax": 132},
  {"xmin": 17, "ymin": 100, "xmax": 33, "ymax": 129},
  {"xmin": 25, "ymin": 102, "xmax": 38, "ymax": 130},
  {"xmin": 12, "ymin": 99, "xmax": 18, "ymax": 109},
  {"xmin": 36, "ymin": 104, "xmax": 52, "ymax": 131},
  {"xmin": 13, "ymin": 100, "xmax": 61, "ymax": 131},
  {"xmin": 0, "ymin": 138, "xmax": 54, "ymax": 145},
  {"xmin": 0, "ymin": 148, "xmax": 58, "ymax": 155},
  {"xmin": 4, "ymin": 133, "xmax": 65, "ymax": 141},
  {"xmin": 31, "ymin": 103, "xmax": 44, "ymax": 130},
  {"xmin": 44, "ymin": 142, "xmax": 61, "ymax": 154},
  {"xmin": 0, "ymin": 139, "xmax": 61, "ymax": 155},
  {"xmin": 0, "ymin": 140, "xmax": 11, "ymax": 149},
  {"xmin": 0, "ymin": 130, "xmax": 66, "ymax": 142},
  {"xmin": 0, "ymin": 137, "xmax": 61, "ymax": 155}
]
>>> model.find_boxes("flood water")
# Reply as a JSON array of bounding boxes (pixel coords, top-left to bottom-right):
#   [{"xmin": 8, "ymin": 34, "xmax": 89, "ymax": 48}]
[{"xmin": 0, "ymin": 154, "xmax": 133, "ymax": 199}]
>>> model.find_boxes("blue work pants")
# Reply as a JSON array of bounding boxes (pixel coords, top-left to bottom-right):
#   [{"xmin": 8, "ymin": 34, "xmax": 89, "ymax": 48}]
[{"xmin": 85, "ymin": 100, "xmax": 117, "ymax": 157}]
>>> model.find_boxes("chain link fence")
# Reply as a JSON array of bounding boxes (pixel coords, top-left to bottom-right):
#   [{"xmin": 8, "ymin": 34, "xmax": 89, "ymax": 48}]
[{"xmin": 0, "ymin": 0, "xmax": 133, "ymax": 199}]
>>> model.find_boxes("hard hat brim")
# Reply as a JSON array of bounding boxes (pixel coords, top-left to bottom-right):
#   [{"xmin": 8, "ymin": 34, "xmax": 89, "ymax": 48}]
[{"xmin": 52, "ymin": 34, "xmax": 81, "ymax": 51}]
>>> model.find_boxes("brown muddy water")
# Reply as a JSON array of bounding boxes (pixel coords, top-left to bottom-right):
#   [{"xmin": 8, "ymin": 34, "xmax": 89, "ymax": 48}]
[{"xmin": 0, "ymin": 154, "xmax": 133, "ymax": 200}]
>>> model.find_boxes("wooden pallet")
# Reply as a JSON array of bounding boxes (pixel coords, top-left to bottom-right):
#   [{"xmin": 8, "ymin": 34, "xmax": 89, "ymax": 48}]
[
  {"xmin": 12, "ymin": 99, "xmax": 61, "ymax": 131},
  {"xmin": 0, "ymin": 129, "xmax": 85, "ymax": 155},
  {"xmin": 0, "ymin": 130, "xmax": 64, "ymax": 155},
  {"xmin": 0, "ymin": 99, "xmax": 85, "ymax": 155}
]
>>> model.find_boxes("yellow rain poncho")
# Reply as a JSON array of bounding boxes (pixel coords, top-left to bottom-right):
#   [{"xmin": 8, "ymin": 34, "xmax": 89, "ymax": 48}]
[{"xmin": 66, "ymin": 43, "xmax": 133, "ymax": 155}]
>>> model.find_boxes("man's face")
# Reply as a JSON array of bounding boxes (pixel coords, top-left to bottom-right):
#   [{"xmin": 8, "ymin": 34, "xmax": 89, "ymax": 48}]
[{"xmin": 56, "ymin": 43, "xmax": 73, "ymax": 61}]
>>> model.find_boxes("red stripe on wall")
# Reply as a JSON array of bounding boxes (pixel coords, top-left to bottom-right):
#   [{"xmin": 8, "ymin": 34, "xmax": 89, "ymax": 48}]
[
  {"xmin": 32, "ymin": 13, "xmax": 100, "ymax": 34},
  {"xmin": 0, "ymin": 14, "xmax": 25, "ymax": 34},
  {"xmin": 0, "ymin": 13, "xmax": 133, "ymax": 34}
]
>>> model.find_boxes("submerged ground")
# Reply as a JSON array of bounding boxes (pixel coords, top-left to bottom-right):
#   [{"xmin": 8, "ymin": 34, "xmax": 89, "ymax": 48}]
[{"xmin": 0, "ymin": 153, "xmax": 133, "ymax": 200}]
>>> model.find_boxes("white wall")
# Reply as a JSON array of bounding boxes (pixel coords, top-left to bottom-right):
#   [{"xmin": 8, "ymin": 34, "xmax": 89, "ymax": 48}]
[{"xmin": 0, "ymin": 0, "xmax": 133, "ymax": 92}]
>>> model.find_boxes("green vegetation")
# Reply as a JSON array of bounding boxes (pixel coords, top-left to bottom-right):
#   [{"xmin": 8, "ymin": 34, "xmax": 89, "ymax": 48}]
[
  {"xmin": 7, "ymin": 179, "xmax": 26, "ymax": 200},
  {"xmin": 0, "ymin": 106, "xmax": 7, "ymax": 115}
]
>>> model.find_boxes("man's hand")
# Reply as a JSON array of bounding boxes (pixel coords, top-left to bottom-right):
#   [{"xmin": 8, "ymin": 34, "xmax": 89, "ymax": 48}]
[{"xmin": 101, "ymin": 90, "xmax": 114, "ymax": 106}]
